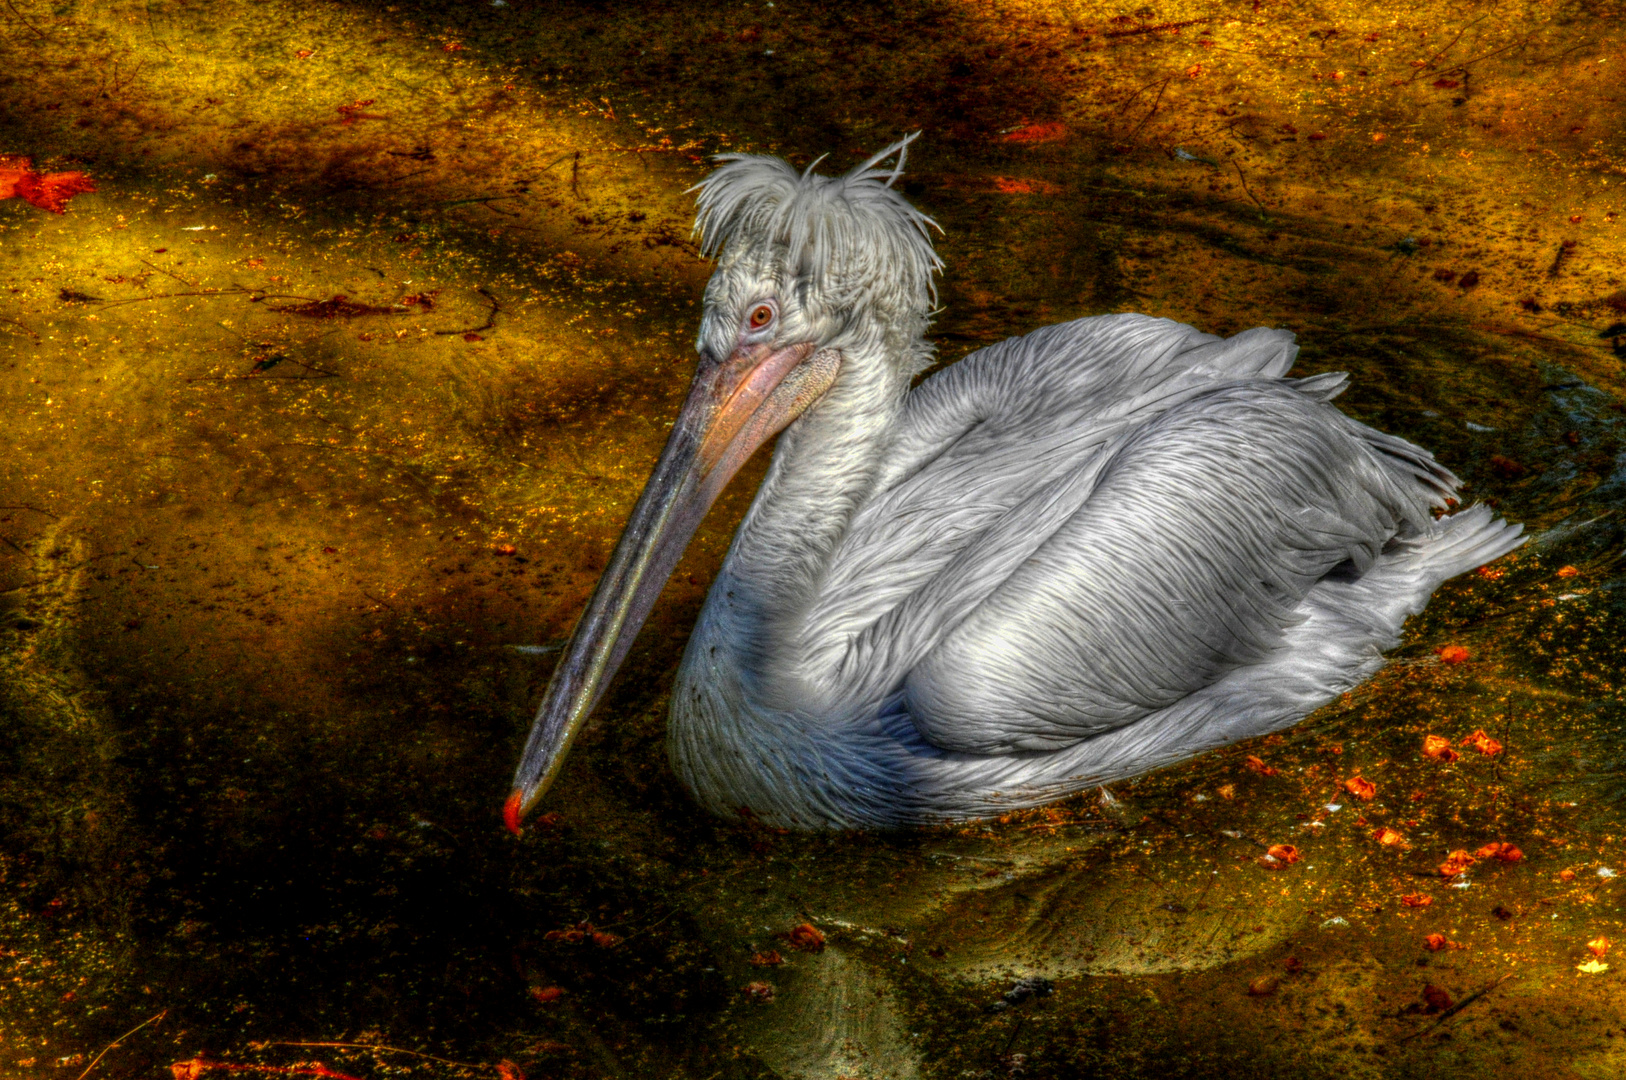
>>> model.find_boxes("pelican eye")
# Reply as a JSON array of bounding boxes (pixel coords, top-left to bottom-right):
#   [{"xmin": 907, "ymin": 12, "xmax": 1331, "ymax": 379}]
[{"xmin": 747, "ymin": 304, "xmax": 774, "ymax": 331}]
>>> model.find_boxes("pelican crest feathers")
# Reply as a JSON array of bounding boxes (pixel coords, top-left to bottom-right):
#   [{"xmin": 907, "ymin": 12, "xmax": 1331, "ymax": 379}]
[{"xmin": 691, "ymin": 133, "xmax": 944, "ymax": 320}]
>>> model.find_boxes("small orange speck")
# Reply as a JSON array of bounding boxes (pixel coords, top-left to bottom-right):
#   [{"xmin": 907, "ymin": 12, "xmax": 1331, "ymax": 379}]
[
  {"xmin": 1588, "ymin": 936, "xmax": 1610, "ymax": 958},
  {"xmin": 786, "ymin": 923, "xmax": 825, "ymax": 952},
  {"xmin": 1344, "ymin": 776, "xmax": 1376, "ymax": 801},
  {"xmin": 1436, "ymin": 644, "xmax": 1470, "ymax": 664},
  {"xmin": 1439, "ymin": 850, "xmax": 1477, "ymax": 878},
  {"xmin": 1373, "ymin": 827, "xmax": 1405, "ymax": 846},
  {"xmin": 1557, "ymin": 565, "xmax": 1579, "ymax": 577},
  {"xmin": 1422, "ymin": 734, "xmax": 1460, "ymax": 762}
]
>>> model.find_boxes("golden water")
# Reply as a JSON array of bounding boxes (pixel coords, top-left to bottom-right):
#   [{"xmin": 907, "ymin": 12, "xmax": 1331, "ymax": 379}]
[{"xmin": 2, "ymin": 1, "xmax": 1624, "ymax": 1077}]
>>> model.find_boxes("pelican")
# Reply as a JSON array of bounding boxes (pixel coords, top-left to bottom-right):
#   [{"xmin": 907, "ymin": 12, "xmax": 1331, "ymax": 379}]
[{"xmin": 505, "ymin": 135, "xmax": 1522, "ymax": 831}]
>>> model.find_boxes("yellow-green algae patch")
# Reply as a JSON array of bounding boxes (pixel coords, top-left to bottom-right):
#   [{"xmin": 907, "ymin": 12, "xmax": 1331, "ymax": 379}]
[{"xmin": 1, "ymin": 1, "xmax": 1625, "ymax": 1078}]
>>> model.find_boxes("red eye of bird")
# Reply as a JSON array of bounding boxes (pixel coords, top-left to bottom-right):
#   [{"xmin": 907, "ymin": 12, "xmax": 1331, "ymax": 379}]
[{"xmin": 748, "ymin": 304, "xmax": 773, "ymax": 330}]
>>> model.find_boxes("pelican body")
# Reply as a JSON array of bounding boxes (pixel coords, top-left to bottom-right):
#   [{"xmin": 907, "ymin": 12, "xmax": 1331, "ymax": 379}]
[{"xmin": 506, "ymin": 137, "xmax": 1522, "ymax": 831}]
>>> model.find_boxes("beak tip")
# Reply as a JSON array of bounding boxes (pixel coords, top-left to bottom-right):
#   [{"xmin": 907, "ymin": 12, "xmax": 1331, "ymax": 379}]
[{"xmin": 503, "ymin": 789, "xmax": 525, "ymax": 837}]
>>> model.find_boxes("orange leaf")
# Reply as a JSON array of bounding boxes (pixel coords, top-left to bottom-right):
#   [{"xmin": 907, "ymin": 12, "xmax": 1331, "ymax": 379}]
[
  {"xmin": 1459, "ymin": 730, "xmax": 1503, "ymax": 756},
  {"xmin": 497, "ymin": 1061, "xmax": 526, "ymax": 1080},
  {"xmin": 1001, "ymin": 121, "xmax": 1066, "ymax": 144},
  {"xmin": 1436, "ymin": 645, "xmax": 1469, "ymax": 664},
  {"xmin": 786, "ymin": 923, "xmax": 825, "ymax": 952},
  {"xmin": 530, "ymin": 985, "xmax": 564, "ymax": 1004},
  {"xmin": 1438, "ymin": 850, "xmax": 1477, "ymax": 877},
  {"xmin": 1588, "ymin": 936, "xmax": 1610, "ymax": 958},
  {"xmin": 0, "ymin": 157, "xmax": 96, "ymax": 214},
  {"xmin": 1473, "ymin": 841, "xmax": 1523, "ymax": 863},
  {"xmin": 1422, "ymin": 734, "xmax": 1460, "ymax": 762},
  {"xmin": 1401, "ymin": 893, "xmax": 1434, "ymax": 908},
  {"xmin": 1557, "ymin": 565, "xmax": 1579, "ymax": 577},
  {"xmin": 1560, "ymin": 869, "xmax": 1577, "ymax": 883},
  {"xmin": 591, "ymin": 931, "xmax": 621, "ymax": 948},
  {"xmin": 1373, "ymin": 827, "xmax": 1405, "ymax": 847},
  {"xmin": 1424, "ymin": 933, "xmax": 1449, "ymax": 951},
  {"xmin": 750, "ymin": 950, "xmax": 783, "ymax": 966},
  {"xmin": 1266, "ymin": 843, "xmax": 1300, "ymax": 864},
  {"xmin": 743, "ymin": 980, "xmax": 775, "ymax": 1002},
  {"xmin": 1343, "ymin": 776, "xmax": 1376, "ymax": 801},
  {"xmin": 1244, "ymin": 755, "xmax": 1279, "ymax": 777}
]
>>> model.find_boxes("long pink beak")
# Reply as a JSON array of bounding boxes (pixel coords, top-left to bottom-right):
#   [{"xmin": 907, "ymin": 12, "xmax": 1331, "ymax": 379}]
[{"xmin": 504, "ymin": 340, "xmax": 841, "ymax": 833}]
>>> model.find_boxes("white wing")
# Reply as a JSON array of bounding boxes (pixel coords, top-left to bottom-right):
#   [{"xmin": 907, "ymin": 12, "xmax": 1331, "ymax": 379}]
[{"xmin": 795, "ymin": 314, "xmax": 1454, "ymax": 754}]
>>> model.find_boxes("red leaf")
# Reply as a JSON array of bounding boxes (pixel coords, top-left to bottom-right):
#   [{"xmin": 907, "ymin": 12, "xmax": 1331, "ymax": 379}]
[
  {"xmin": 0, "ymin": 156, "xmax": 96, "ymax": 213},
  {"xmin": 1001, "ymin": 121, "xmax": 1066, "ymax": 144}
]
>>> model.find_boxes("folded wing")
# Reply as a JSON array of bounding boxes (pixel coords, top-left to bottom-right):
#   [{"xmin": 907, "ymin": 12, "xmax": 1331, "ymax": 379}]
[{"xmin": 795, "ymin": 314, "xmax": 1456, "ymax": 754}]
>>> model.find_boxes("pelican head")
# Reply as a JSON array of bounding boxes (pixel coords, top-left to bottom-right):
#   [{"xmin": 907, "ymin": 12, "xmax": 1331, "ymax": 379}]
[{"xmin": 506, "ymin": 136, "xmax": 943, "ymax": 830}]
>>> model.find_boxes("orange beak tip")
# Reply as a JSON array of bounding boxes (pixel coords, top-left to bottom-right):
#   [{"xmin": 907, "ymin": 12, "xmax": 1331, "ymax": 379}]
[{"xmin": 503, "ymin": 790, "xmax": 525, "ymax": 837}]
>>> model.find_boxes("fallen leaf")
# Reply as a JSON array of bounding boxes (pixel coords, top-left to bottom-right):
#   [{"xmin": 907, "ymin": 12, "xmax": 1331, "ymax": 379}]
[
  {"xmin": 1216, "ymin": 783, "xmax": 1236, "ymax": 800},
  {"xmin": 1422, "ymin": 984, "xmax": 1454, "ymax": 1012},
  {"xmin": 1578, "ymin": 958, "xmax": 1609, "ymax": 974},
  {"xmin": 1588, "ymin": 936, "xmax": 1610, "ymax": 958},
  {"xmin": 743, "ymin": 980, "xmax": 775, "ymax": 1002},
  {"xmin": 530, "ymin": 986, "xmax": 564, "ymax": 1004},
  {"xmin": 1343, "ymin": 776, "xmax": 1376, "ymax": 801},
  {"xmin": 1436, "ymin": 644, "xmax": 1470, "ymax": 664},
  {"xmin": 786, "ymin": 923, "xmax": 825, "ymax": 952},
  {"xmin": 496, "ymin": 1061, "xmax": 526, "ymax": 1080},
  {"xmin": 1422, "ymin": 734, "xmax": 1461, "ymax": 762},
  {"xmin": 1438, "ymin": 850, "xmax": 1477, "ymax": 878},
  {"xmin": 1460, "ymin": 730, "xmax": 1503, "ymax": 756},
  {"xmin": 1424, "ymin": 933, "xmax": 1450, "ymax": 951},
  {"xmin": 1560, "ymin": 869, "xmax": 1576, "ymax": 882},
  {"xmin": 750, "ymin": 950, "xmax": 783, "ymax": 966},
  {"xmin": 494, "ymin": 543, "xmax": 517, "ymax": 556},
  {"xmin": 1001, "ymin": 121, "xmax": 1066, "ymax": 144},
  {"xmin": 1475, "ymin": 565, "xmax": 1504, "ymax": 580},
  {"xmin": 591, "ymin": 931, "xmax": 621, "ymax": 949},
  {"xmin": 992, "ymin": 176, "xmax": 1061, "ymax": 195},
  {"xmin": 1244, "ymin": 755, "xmax": 1279, "ymax": 777},
  {"xmin": 1474, "ymin": 842, "xmax": 1524, "ymax": 863},
  {"xmin": 1401, "ymin": 893, "xmax": 1434, "ymax": 908},
  {"xmin": 1557, "ymin": 565, "xmax": 1580, "ymax": 577},
  {"xmin": 1266, "ymin": 844, "xmax": 1301, "ymax": 864},
  {"xmin": 1246, "ymin": 974, "xmax": 1278, "ymax": 996},
  {"xmin": 0, "ymin": 155, "xmax": 97, "ymax": 214},
  {"xmin": 1373, "ymin": 827, "xmax": 1406, "ymax": 847}
]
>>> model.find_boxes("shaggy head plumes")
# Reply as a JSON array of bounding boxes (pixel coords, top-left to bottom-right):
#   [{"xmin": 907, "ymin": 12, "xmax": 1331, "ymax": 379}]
[{"xmin": 690, "ymin": 135, "xmax": 943, "ymax": 346}]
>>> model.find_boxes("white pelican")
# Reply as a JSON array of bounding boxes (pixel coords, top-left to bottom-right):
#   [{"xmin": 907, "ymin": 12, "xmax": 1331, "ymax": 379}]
[{"xmin": 505, "ymin": 135, "xmax": 1522, "ymax": 831}]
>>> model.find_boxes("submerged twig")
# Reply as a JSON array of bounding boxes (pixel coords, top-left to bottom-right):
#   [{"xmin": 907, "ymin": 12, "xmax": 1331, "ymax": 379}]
[
  {"xmin": 434, "ymin": 287, "xmax": 500, "ymax": 336},
  {"xmin": 75, "ymin": 1009, "xmax": 167, "ymax": 1080}
]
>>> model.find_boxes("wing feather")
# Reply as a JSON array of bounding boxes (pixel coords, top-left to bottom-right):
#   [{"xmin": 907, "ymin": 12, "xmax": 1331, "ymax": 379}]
[{"xmin": 789, "ymin": 314, "xmax": 1458, "ymax": 756}]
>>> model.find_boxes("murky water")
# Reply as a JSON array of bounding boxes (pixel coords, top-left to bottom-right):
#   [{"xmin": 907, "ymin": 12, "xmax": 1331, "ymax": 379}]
[{"xmin": 2, "ymin": 1, "xmax": 1624, "ymax": 1077}]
